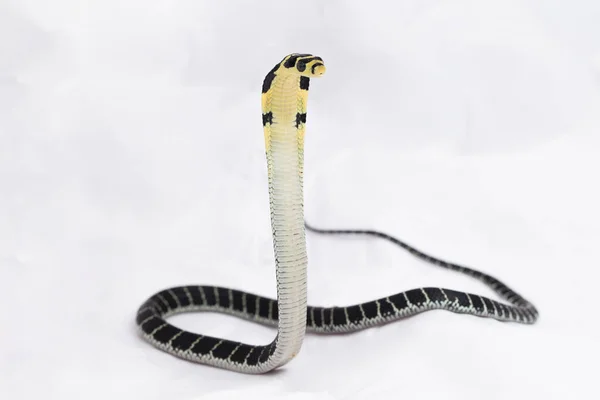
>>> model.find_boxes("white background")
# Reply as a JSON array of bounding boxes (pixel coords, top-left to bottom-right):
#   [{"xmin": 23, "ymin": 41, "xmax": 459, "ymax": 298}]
[{"xmin": 1, "ymin": 0, "xmax": 599, "ymax": 399}]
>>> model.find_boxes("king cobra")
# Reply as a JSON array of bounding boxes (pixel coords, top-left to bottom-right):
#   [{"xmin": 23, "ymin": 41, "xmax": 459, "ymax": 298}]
[{"xmin": 135, "ymin": 53, "xmax": 538, "ymax": 374}]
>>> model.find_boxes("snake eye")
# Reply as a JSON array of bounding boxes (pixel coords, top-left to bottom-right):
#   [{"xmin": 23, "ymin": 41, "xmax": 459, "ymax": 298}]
[{"xmin": 297, "ymin": 61, "xmax": 307, "ymax": 73}]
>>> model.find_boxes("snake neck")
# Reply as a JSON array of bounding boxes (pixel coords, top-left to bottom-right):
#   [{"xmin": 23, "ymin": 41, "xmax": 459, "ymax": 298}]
[{"xmin": 263, "ymin": 74, "xmax": 309, "ymax": 368}]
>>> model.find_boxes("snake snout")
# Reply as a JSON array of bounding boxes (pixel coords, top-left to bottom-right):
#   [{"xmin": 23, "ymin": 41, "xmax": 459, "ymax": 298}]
[{"xmin": 311, "ymin": 63, "xmax": 326, "ymax": 77}]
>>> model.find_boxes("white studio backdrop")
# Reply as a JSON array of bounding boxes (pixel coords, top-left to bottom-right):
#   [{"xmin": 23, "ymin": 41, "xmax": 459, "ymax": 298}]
[{"xmin": 1, "ymin": 0, "xmax": 599, "ymax": 399}]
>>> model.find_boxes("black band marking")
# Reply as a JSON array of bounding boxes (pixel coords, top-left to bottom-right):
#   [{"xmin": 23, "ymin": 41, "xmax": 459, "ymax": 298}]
[
  {"xmin": 311, "ymin": 307, "xmax": 323, "ymax": 327},
  {"xmin": 332, "ymin": 307, "xmax": 347, "ymax": 326},
  {"xmin": 346, "ymin": 305, "xmax": 363, "ymax": 325},
  {"xmin": 295, "ymin": 113, "xmax": 307, "ymax": 128},
  {"xmin": 258, "ymin": 297, "xmax": 271, "ymax": 319},
  {"xmin": 153, "ymin": 324, "xmax": 182, "ymax": 344},
  {"xmin": 470, "ymin": 294, "xmax": 485, "ymax": 312},
  {"xmin": 258, "ymin": 346, "xmax": 270, "ymax": 363},
  {"xmin": 246, "ymin": 294, "xmax": 257, "ymax": 315},
  {"xmin": 232, "ymin": 290, "xmax": 244, "ymax": 312},
  {"xmin": 423, "ymin": 288, "xmax": 445, "ymax": 304},
  {"xmin": 271, "ymin": 300, "xmax": 279, "ymax": 320},
  {"xmin": 450, "ymin": 290, "xmax": 471, "ymax": 308},
  {"xmin": 406, "ymin": 288, "xmax": 427, "ymax": 307},
  {"xmin": 136, "ymin": 308, "xmax": 155, "ymax": 325},
  {"xmin": 379, "ymin": 298, "xmax": 395, "ymax": 317},
  {"xmin": 171, "ymin": 331, "xmax": 199, "ymax": 352},
  {"xmin": 203, "ymin": 286, "xmax": 217, "ymax": 306},
  {"xmin": 323, "ymin": 308, "xmax": 332, "ymax": 326},
  {"xmin": 217, "ymin": 287, "xmax": 230, "ymax": 309},
  {"xmin": 299, "ymin": 76, "xmax": 310, "ymax": 90},
  {"xmin": 229, "ymin": 344, "xmax": 252, "ymax": 364},
  {"xmin": 262, "ymin": 64, "xmax": 279, "ymax": 93},
  {"xmin": 245, "ymin": 346, "xmax": 262, "ymax": 366},
  {"xmin": 173, "ymin": 287, "xmax": 191, "ymax": 307},
  {"xmin": 211, "ymin": 340, "xmax": 238, "ymax": 360},
  {"xmin": 192, "ymin": 336, "xmax": 219, "ymax": 355},
  {"xmin": 262, "ymin": 112, "xmax": 273, "ymax": 126},
  {"xmin": 152, "ymin": 297, "xmax": 169, "ymax": 313},
  {"xmin": 481, "ymin": 297, "xmax": 496, "ymax": 314},
  {"xmin": 189, "ymin": 286, "xmax": 205, "ymax": 306},
  {"xmin": 362, "ymin": 301, "xmax": 378, "ymax": 319},
  {"xmin": 141, "ymin": 316, "xmax": 163, "ymax": 334},
  {"xmin": 389, "ymin": 293, "xmax": 408, "ymax": 311}
]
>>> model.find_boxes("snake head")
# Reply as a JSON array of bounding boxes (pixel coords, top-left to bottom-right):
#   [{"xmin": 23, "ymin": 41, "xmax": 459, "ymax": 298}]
[
  {"xmin": 283, "ymin": 53, "xmax": 326, "ymax": 78},
  {"xmin": 262, "ymin": 53, "xmax": 325, "ymax": 96}
]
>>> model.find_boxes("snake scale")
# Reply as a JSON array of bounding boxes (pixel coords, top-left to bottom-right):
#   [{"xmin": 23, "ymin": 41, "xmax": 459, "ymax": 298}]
[{"xmin": 135, "ymin": 53, "xmax": 538, "ymax": 374}]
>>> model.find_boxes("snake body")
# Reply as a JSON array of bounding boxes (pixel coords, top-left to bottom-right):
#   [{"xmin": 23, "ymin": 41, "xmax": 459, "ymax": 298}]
[{"xmin": 135, "ymin": 54, "xmax": 538, "ymax": 374}]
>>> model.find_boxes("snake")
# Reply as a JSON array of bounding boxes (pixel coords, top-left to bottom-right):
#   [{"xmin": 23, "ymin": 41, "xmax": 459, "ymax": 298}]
[{"xmin": 135, "ymin": 53, "xmax": 538, "ymax": 374}]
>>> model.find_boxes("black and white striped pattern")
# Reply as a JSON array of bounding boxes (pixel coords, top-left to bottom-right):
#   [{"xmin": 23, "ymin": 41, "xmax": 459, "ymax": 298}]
[
  {"xmin": 136, "ymin": 286, "xmax": 279, "ymax": 372},
  {"xmin": 303, "ymin": 221, "xmax": 539, "ymax": 327},
  {"xmin": 136, "ymin": 221, "xmax": 538, "ymax": 371}
]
